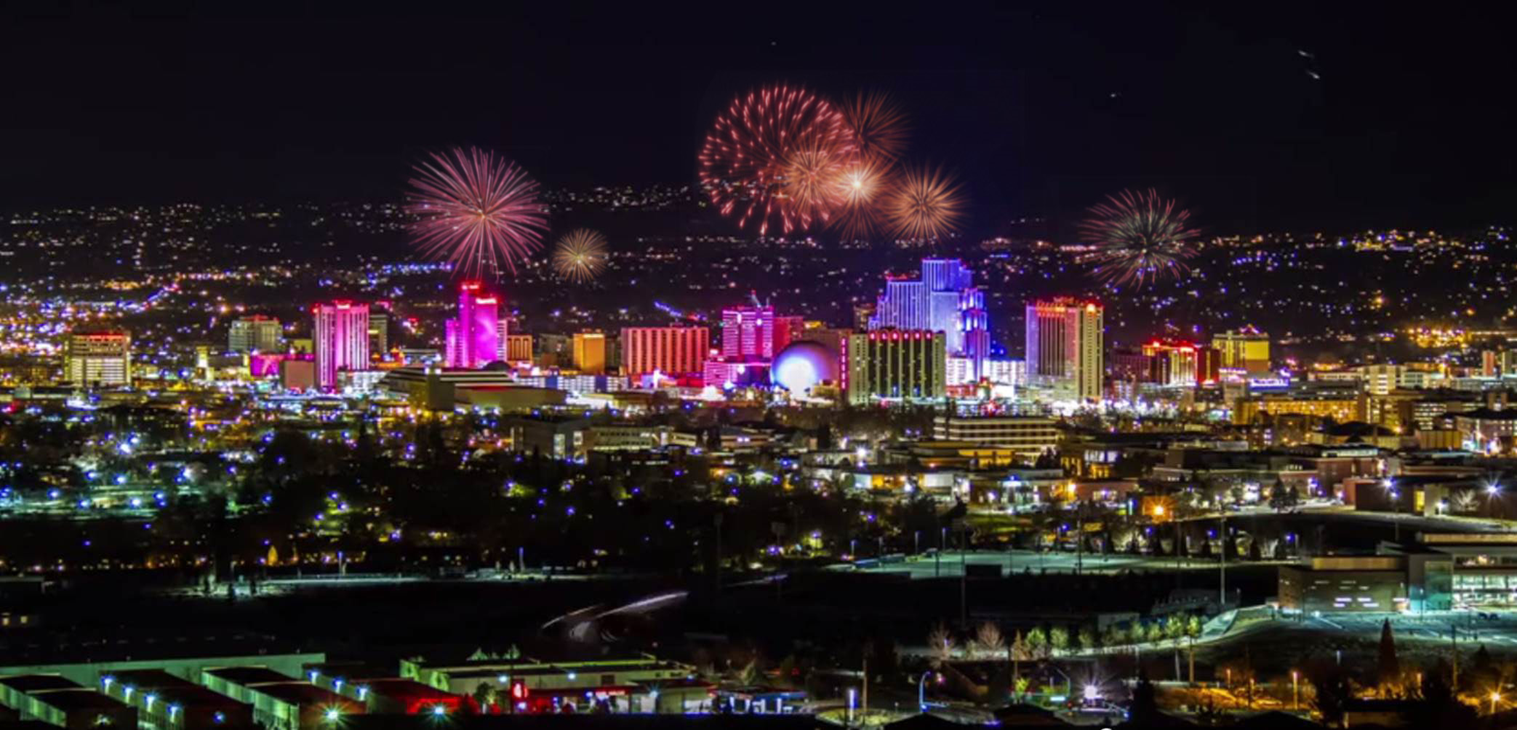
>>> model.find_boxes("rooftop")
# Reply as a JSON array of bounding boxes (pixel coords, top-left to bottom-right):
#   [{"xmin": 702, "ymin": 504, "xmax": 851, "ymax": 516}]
[
  {"xmin": 0, "ymin": 675, "xmax": 83, "ymax": 693},
  {"xmin": 203, "ymin": 667, "xmax": 296, "ymax": 686},
  {"xmin": 28, "ymin": 689, "xmax": 129, "ymax": 711}
]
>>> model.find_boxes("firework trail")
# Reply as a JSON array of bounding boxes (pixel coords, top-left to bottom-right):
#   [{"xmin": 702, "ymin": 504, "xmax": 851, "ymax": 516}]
[
  {"xmin": 1079, "ymin": 188, "xmax": 1198, "ymax": 286},
  {"xmin": 698, "ymin": 84, "xmax": 854, "ymax": 235},
  {"xmin": 883, "ymin": 164, "xmax": 965, "ymax": 241},
  {"xmin": 840, "ymin": 91, "xmax": 909, "ymax": 163},
  {"xmin": 553, "ymin": 228, "xmax": 608, "ymax": 283},
  {"xmin": 406, "ymin": 147, "xmax": 548, "ymax": 278}
]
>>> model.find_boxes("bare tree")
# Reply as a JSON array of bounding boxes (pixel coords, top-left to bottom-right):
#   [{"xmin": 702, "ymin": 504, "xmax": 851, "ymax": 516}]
[
  {"xmin": 927, "ymin": 622, "xmax": 956, "ymax": 666},
  {"xmin": 972, "ymin": 621, "xmax": 1005, "ymax": 659}
]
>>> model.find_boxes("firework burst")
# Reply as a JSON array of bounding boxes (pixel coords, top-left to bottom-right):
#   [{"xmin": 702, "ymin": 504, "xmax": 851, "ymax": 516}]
[
  {"xmin": 840, "ymin": 91, "xmax": 909, "ymax": 163},
  {"xmin": 698, "ymin": 84, "xmax": 854, "ymax": 235},
  {"xmin": 830, "ymin": 156, "xmax": 895, "ymax": 240},
  {"xmin": 1079, "ymin": 188, "xmax": 1198, "ymax": 286},
  {"xmin": 553, "ymin": 228, "xmax": 608, "ymax": 283},
  {"xmin": 883, "ymin": 164, "xmax": 965, "ymax": 241},
  {"xmin": 406, "ymin": 147, "xmax": 548, "ymax": 278}
]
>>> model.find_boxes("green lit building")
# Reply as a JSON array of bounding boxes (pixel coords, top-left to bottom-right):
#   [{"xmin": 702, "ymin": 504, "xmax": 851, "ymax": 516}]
[{"xmin": 841, "ymin": 330, "xmax": 947, "ymax": 406}]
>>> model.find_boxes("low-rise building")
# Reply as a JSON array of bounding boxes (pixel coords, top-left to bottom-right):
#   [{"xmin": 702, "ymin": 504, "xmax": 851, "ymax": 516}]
[{"xmin": 930, "ymin": 415, "xmax": 1060, "ymax": 459}]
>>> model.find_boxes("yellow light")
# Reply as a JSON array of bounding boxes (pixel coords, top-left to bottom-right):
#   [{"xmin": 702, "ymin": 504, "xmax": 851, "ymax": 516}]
[{"xmin": 1153, "ymin": 505, "xmax": 1166, "ymax": 517}]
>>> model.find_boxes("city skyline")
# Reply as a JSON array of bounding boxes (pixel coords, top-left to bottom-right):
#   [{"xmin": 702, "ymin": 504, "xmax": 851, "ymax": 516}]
[{"xmin": 7, "ymin": 6, "xmax": 1517, "ymax": 729}]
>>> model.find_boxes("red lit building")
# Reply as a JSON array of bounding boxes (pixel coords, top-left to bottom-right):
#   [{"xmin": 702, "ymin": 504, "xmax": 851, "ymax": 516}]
[
  {"xmin": 1140, "ymin": 339, "xmax": 1221, "ymax": 387},
  {"xmin": 620, "ymin": 327, "xmax": 709, "ymax": 381}
]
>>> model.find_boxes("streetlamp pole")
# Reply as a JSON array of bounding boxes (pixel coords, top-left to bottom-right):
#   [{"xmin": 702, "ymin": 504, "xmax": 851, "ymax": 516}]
[{"xmin": 1219, "ymin": 516, "xmax": 1227, "ymax": 609}]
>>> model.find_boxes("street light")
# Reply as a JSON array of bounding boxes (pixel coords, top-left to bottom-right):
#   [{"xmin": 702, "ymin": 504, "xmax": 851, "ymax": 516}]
[
  {"xmin": 1492, "ymin": 691, "xmax": 1502, "ymax": 716},
  {"xmin": 918, "ymin": 672, "xmax": 937, "ymax": 711}
]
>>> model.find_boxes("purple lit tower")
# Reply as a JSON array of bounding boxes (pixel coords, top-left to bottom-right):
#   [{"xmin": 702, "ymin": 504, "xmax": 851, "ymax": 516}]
[
  {"xmin": 869, "ymin": 258, "xmax": 990, "ymax": 376},
  {"xmin": 313, "ymin": 301, "xmax": 370, "ymax": 390},
  {"xmin": 444, "ymin": 281, "xmax": 500, "ymax": 369}
]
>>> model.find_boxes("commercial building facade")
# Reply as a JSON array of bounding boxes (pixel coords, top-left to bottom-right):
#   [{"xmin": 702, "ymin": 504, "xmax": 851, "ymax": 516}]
[
  {"xmin": 841, "ymin": 330, "xmax": 946, "ymax": 405},
  {"xmin": 64, "ymin": 332, "xmax": 132, "ymax": 387},
  {"xmin": 931, "ymin": 415, "xmax": 1061, "ymax": 459},
  {"xmin": 1212, "ymin": 327, "xmax": 1270, "ymax": 374},
  {"xmin": 443, "ymin": 282, "xmax": 499, "ymax": 370},
  {"xmin": 1025, "ymin": 298, "xmax": 1102, "ymax": 401},
  {"xmin": 571, "ymin": 332, "xmax": 607, "ymax": 375},
  {"xmin": 312, "ymin": 302, "xmax": 369, "ymax": 390},
  {"xmin": 620, "ymin": 327, "xmax": 708, "ymax": 380},
  {"xmin": 227, "ymin": 316, "xmax": 282, "ymax": 354}
]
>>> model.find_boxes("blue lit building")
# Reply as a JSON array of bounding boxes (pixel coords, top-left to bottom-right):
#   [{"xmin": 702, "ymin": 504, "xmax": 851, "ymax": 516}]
[{"xmin": 868, "ymin": 259, "xmax": 990, "ymax": 378}]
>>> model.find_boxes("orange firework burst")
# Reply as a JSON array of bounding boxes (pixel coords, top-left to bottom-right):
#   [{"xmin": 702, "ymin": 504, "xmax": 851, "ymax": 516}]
[
  {"xmin": 840, "ymin": 91, "xmax": 909, "ymax": 163},
  {"xmin": 781, "ymin": 139, "xmax": 850, "ymax": 227},
  {"xmin": 883, "ymin": 165, "xmax": 965, "ymax": 241},
  {"xmin": 698, "ymin": 84, "xmax": 854, "ymax": 236},
  {"xmin": 830, "ymin": 156, "xmax": 895, "ymax": 240},
  {"xmin": 552, "ymin": 229, "xmax": 608, "ymax": 283}
]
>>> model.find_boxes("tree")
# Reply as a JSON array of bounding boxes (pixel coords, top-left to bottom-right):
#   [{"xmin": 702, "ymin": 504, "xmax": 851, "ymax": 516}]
[
  {"xmin": 1186, "ymin": 615, "xmax": 1203, "ymax": 639},
  {"xmin": 1269, "ymin": 479, "xmax": 1300, "ymax": 512},
  {"xmin": 1010, "ymin": 631, "xmax": 1033, "ymax": 662},
  {"xmin": 472, "ymin": 683, "xmax": 497, "ymax": 713},
  {"xmin": 927, "ymin": 623, "xmax": 955, "ymax": 667},
  {"xmin": 1164, "ymin": 616, "xmax": 1185, "ymax": 640},
  {"xmin": 1412, "ymin": 661, "xmax": 1478, "ymax": 727},
  {"xmin": 1049, "ymin": 626, "xmax": 1069, "ymax": 653},
  {"xmin": 973, "ymin": 621, "xmax": 1005, "ymax": 659},
  {"xmin": 1311, "ymin": 665, "xmax": 1354, "ymax": 728},
  {"xmin": 1025, "ymin": 627, "xmax": 1047, "ymax": 655},
  {"xmin": 1103, "ymin": 625, "xmax": 1128, "ymax": 647},
  {"xmin": 1078, "ymin": 626, "xmax": 1097, "ymax": 652},
  {"xmin": 737, "ymin": 660, "xmax": 760, "ymax": 686},
  {"xmin": 1378, "ymin": 619, "xmax": 1401, "ymax": 688},
  {"xmin": 1145, "ymin": 621, "xmax": 1164, "ymax": 644}
]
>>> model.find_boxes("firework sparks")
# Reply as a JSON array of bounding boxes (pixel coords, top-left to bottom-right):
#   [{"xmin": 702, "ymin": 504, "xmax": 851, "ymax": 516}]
[
  {"xmin": 406, "ymin": 147, "xmax": 548, "ymax": 278},
  {"xmin": 883, "ymin": 164, "xmax": 965, "ymax": 241},
  {"xmin": 781, "ymin": 139, "xmax": 849, "ymax": 227},
  {"xmin": 698, "ymin": 84, "xmax": 854, "ymax": 235},
  {"xmin": 553, "ymin": 228, "xmax": 608, "ymax": 283},
  {"xmin": 830, "ymin": 156, "xmax": 894, "ymax": 240},
  {"xmin": 1079, "ymin": 188, "xmax": 1198, "ymax": 286},
  {"xmin": 840, "ymin": 91, "xmax": 909, "ymax": 163}
]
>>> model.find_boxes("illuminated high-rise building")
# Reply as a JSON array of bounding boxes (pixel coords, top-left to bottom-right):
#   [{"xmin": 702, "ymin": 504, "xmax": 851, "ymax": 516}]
[
  {"xmin": 1140, "ymin": 340, "xmax": 1221, "ymax": 387},
  {"xmin": 1026, "ymin": 298, "xmax": 1103, "ymax": 401},
  {"xmin": 227, "ymin": 316, "xmax": 282, "ymax": 354},
  {"xmin": 65, "ymin": 331, "xmax": 132, "ymax": 387},
  {"xmin": 313, "ymin": 301, "xmax": 369, "ymax": 390},
  {"xmin": 621, "ymin": 326, "xmax": 708, "ymax": 379},
  {"xmin": 443, "ymin": 281, "xmax": 500, "ymax": 369},
  {"xmin": 572, "ymin": 332, "xmax": 607, "ymax": 375},
  {"xmin": 841, "ymin": 330, "xmax": 947, "ymax": 405},
  {"xmin": 1212, "ymin": 327, "xmax": 1271, "ymax": 375},
  {"xmin": 721, "ymin": 306, "xmax": 777, "ymax": 360},
  {"xmin": 368, "ymin": 312, "xmax": 390, "ymax": 355},
  {"xmin": 869, "ymin": 258, "xmax": 989, "ymax": 373}
]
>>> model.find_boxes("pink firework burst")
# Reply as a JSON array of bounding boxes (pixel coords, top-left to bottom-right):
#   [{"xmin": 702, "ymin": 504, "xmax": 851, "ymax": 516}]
[
  {"xmin": 406, "ymin": 147, "xmax": 548, "ymax": 278},
  {"xmin": 698, "ymin": 84, "xmax": 855, "ymax": 236}
]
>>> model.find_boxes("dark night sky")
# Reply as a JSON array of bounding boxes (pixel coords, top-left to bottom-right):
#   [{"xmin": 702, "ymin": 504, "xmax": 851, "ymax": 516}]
[{"xmin": 3, "ymin": 3, "xmax": 1516, "ymax": 234}]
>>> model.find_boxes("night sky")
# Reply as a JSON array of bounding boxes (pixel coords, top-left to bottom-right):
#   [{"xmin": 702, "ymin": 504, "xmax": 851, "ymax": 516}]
[{"xmin": 4, "ymin": 4, "xmax": 1516, "ymax": 234}]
